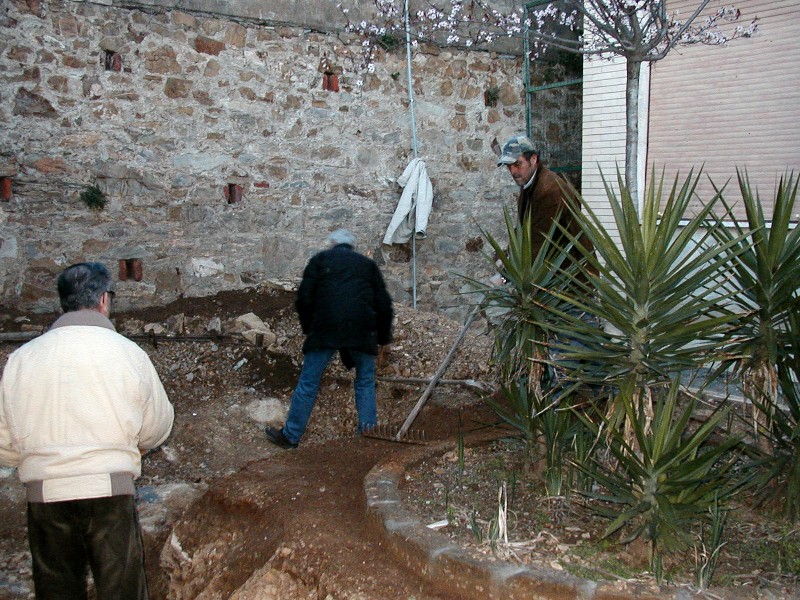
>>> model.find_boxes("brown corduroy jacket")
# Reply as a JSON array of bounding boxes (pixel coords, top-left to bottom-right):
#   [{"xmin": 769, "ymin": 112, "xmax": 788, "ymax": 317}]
[{"xmin": 517, "ymin": 166, "xmax": 591, "ymax": 264}]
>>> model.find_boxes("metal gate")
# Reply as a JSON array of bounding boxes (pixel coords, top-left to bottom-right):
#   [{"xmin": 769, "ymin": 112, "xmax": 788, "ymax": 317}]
[{"xmin": 524, "ymin": 0, "xmax": 583, "ymax": 189}]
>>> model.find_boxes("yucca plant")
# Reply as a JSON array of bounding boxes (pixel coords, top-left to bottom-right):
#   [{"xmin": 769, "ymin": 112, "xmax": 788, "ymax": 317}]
[
  {"xmin": 537, "ymin": 391, "xmax": 578, "ymax": 497},
  {"xmin": 752, "ymin": 308, "xmax": 800, "ymax": 523},
  {"xmin": 487, "ymin": 380, "xmax": 540, "ymax": 468},
  {"xmin": 573, "ymin": 377, "xmax": 742, "ymax": 582},
  {"xmin": 549, "ymin": 169, "xmax": 750, "ymax": 433},
  {"xmin": 488, "ymin": 378, "xmax": 579, "ymax": 481},
  {"xmin": 708, "ymin": 171, "xmax": 800, "ymax": 452},
  {"xmin": 468, "ymin": 206, "xmax": 576, "ymax": 389},
  {"xmin": 694, "ymin": 493, "xmax": 729, "ymax": 589},
  {"xmin": 465, "ymin": 206, "xmax": 579, "ymax": 466},
  {"xmin": 567, "ymin": 416, "xmax": 599, "ymax": 494}
]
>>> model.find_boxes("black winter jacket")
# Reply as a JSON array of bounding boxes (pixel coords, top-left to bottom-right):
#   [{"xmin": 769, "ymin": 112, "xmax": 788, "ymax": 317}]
[{"xmin": 296, "ymin": 244, "xmax": 393, "ymax": 355}]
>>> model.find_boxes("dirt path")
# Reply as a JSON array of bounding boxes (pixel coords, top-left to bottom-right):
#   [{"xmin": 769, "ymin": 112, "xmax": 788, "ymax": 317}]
[{"xmin": 161, "ymin": 403, "xmax": 499, "ymax": 599}]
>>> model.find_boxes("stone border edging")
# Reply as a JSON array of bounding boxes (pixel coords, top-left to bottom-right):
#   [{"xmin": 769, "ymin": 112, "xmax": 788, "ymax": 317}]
[{"xmin": 363, "ymin": 439, "xmax": 679, "ymax": 600}]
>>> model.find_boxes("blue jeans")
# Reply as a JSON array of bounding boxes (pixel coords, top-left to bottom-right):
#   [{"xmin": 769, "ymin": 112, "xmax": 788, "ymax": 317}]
[
  {"xmin": 548, "ymin": 308, "xmax": 605, "ymax": 397},
  {"xmin": 283, "ymin": 349, "xmax": 377, "ymax": 444}
]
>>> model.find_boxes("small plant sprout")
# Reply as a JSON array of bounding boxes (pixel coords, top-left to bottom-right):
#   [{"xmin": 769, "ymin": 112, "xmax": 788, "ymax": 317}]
[
  {"xmin": 694, "ymin": 494, "xmax": 728, "ymax": 590},
  {"xmin": 484, "ymin": 85, "xmax": 500, "ymax": 107},
  {"xmin": 469, "ymin": 511, "xmax": 483, "ymax": 544},
  {"xmin": 80, "ymin": 184, "xmax": 107, "ymax": 210}
]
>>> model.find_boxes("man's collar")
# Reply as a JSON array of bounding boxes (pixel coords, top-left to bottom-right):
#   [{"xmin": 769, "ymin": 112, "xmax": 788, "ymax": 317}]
[
  {"xmin": 523, "ymin": 168, "xmax": 538, "ymax": 190},
  {"xmin": 50, "ymin": 309, "xmax": 116, "ymax": 331}
]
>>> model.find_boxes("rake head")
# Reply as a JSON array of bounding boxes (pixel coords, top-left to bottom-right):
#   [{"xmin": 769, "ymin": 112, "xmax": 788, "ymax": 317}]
[{"xmin": 362, "ymin": 423, "xmax": 428, "ymax": 445}]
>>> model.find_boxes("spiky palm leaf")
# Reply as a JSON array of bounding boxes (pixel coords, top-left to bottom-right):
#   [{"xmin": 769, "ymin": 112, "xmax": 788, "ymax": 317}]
[
  {"xmin": 547, "ymin": 169, "xmax": 750, "ymax": 428},
  {"xmin": 465, "ymin": 206, "xmax": 575, "ymax": 387},
  {"xmin": 573, "ymin": 378, "xmax": 742, "ymax": 580},
  {"xmin": 464, "ymin": 206, "xmax": 581, "ymax": 464},
  {"xmin": 709, "ymin": 171, "xmax": 800, "ymax": 447}
]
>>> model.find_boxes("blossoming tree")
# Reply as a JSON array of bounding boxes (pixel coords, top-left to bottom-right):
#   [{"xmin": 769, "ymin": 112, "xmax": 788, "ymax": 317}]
[{"xmin": 341, "ymin": 0, "xmax": 756, "ymax": 201}]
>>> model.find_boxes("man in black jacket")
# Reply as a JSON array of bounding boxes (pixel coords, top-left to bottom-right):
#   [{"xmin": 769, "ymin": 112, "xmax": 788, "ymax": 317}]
[{"xmin": 266, "ymin": 230, "xmax": 393, "ymax": 449}]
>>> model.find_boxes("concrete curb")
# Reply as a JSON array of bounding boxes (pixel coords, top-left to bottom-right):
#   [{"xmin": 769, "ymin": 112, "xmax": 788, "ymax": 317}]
[{"xmin": 364, "ymin": 440, "xmax": 686, "ymax": 600}]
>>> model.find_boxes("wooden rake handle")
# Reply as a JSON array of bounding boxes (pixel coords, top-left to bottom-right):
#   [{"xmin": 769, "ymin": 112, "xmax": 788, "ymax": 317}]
[{"xmin": 395, "ymin": 305, "xmax": 480, "ymax": 441}]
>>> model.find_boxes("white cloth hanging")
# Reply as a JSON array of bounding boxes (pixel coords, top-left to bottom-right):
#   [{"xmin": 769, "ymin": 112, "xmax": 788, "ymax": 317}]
[{"xmin": 383, "ymin": 158, "xmax": 433, "ymax": 245}]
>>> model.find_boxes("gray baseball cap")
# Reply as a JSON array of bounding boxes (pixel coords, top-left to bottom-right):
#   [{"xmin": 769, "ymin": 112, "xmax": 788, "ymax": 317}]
[{"xmin": 497, "ymin": 135, "xmax": 537, "ymax": 166}]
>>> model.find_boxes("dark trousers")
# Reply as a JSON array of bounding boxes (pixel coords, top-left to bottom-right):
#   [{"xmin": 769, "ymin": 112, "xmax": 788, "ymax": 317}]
[{"xmin": 27, "ymin": 495, "xmax": 148, "ymax": 600}]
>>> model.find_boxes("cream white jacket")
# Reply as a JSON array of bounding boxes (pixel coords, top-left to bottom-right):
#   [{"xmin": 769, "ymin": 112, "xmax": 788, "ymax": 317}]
[
  {"xmin": 0, "ymin": 310, "xmax": 174, "ymax": 502},
  {"xmin": 383, "ymin": 158, "xmax": 433, "ymax": 244}
]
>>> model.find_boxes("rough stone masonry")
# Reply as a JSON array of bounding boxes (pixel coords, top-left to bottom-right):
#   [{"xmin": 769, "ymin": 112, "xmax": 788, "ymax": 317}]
[{"xmin": 0, "ymin": 0, "xmax": 536, "ymax": 320}]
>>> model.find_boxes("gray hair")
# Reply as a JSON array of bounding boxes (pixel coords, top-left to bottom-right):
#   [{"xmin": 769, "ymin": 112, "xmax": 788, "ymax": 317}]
[
  {"xmin": 327, "ymin": 229, "xmax": 356, "ymax": 248},
  {"xmin": 57, "ymin": 262, "xmax": 112, "ymax": 313}
]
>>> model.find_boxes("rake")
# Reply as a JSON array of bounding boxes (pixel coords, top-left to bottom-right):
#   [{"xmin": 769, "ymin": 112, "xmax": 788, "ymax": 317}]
[
  {"xmin": 364, "ymin": 305, "xmax": 479, "ymax": 444},
  {"xmin": 362, "ymin": 423, "xmax": 428, "ymax": 444}
]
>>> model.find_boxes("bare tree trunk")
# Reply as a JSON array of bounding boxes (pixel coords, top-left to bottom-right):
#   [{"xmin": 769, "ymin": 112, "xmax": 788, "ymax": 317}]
[{"xmin": 625, "ymin": 57, "xmax": 642, "ymax": 207}]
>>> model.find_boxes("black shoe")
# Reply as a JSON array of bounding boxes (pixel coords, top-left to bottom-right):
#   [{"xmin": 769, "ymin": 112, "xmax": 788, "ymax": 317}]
[{"xmin": 265, "ymin": 426, "xmax": 298, "ymax": 449}]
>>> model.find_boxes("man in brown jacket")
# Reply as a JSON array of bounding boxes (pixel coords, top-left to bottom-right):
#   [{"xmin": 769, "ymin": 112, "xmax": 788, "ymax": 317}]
[
  {"xmin": 497, "ymin": 134, "xmax": 586, "ymax": 261},
  {"xmin": 495, "ymin": 135, "xmax": 600, "ymax": 393}
]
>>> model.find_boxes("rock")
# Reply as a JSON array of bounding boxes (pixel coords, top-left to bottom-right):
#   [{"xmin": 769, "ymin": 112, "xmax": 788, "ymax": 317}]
[
  {"xmin": 245, "ymin": 398, "xmax": 288, "ymax": 425},
  {"xmin": 235, "ymin": 312, "xmax": 267, "ymax": 331},
  {"xmin": 145, "ymin": 323, "xmax": 166, "ymax": 335},
  {"xmin": 229, "ymin": 564, "xmax": 316, "ymax": 599},
  {"xmin": 165, "ymin": 313, "xmax": 186, "ymax": 335},
  {"xmin": 207, "ymin": 316, "xmax": 221, "ymax": 334},
  {"xmin": 235, "ymin": 312, "xmax": 277, "ymax": 346},
  {"xmin": 242, "ymin": 329, "xmax": 277, "ymax": 347}
]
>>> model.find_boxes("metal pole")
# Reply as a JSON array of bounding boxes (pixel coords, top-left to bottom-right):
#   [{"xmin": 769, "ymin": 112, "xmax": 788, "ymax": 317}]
[
  {"xmin": 404, "ymin": 0, "xmax": 419, "ymax": 308},
  {"xmin": 523, "ymin": 5, "xmax": 532, "ymax": 138},
  {"xmin": 405, "ymin": 0, "xmax": 419, "ymax": 161}
]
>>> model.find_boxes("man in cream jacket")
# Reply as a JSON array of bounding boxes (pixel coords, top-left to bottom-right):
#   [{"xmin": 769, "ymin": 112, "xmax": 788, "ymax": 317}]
[{"xmin": 0, "ymin": 262, "xmax": 174, "ymax": 600}]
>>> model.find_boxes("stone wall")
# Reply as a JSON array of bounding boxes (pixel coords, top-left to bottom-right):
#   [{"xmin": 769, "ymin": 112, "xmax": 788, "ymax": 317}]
[{"xmin": 0, "ymin": 0, "xmax": 529, "ymax": 320}]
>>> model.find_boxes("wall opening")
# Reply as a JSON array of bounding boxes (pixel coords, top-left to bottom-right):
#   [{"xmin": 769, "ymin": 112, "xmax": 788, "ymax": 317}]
[
  {"xmin": 118, "ymin": 259, "xmax": 143, "ymax": 282},
  {"xmin": 104, "ymin": 50, "xmax": 122, "ymax": 72},
  {"xmin": 225, "ymin": 183, "xmax": 243, "ymax": 204},
  {"xmin": 318, "ymin": 54, "xmax": 340, "ymax": 92},
  {"xmin": 0, "ymin": 177, "xmax": 11, "ymax": 201},
  {"xmin": 322, "ymin": 72, "xmax": 339, "ymax": 92}
]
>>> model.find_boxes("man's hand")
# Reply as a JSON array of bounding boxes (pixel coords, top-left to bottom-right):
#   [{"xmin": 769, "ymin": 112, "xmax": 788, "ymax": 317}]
[{"xmin": 377, "ymin": 345, "xmax": 390, "ymax": 369}]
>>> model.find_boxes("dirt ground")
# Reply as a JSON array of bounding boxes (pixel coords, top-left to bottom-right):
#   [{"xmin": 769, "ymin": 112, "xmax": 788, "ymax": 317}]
[
  {"xmin": 1, "ymin": 285, "xmax": 798, "ymax": 599},
  {"xmin": 0, "ymin": 285, "xmax": 502, "ymax": 599}
]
